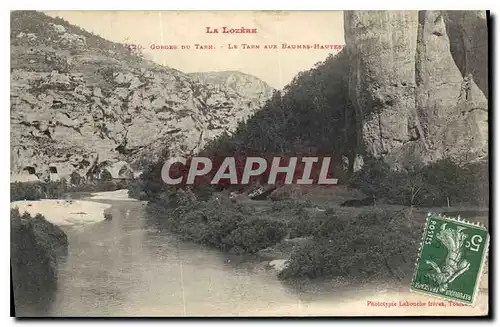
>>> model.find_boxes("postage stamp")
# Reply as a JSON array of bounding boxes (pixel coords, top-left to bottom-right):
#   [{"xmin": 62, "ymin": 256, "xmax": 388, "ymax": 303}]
[{"xmin": 410, "ymin": 213, "xmax": 489, "ymax": 305}]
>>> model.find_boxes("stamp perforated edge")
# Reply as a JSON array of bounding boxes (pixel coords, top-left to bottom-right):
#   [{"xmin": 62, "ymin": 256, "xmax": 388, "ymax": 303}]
[{"xmin": 409, "ymin": 212, "xmax": 490, "ymax": 306}]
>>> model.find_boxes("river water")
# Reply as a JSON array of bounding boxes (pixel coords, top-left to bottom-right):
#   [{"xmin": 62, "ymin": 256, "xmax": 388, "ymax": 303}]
[
  {"xmin": 44, "ymin": 199, "xmax": 488, "ymax": 317},
  {"xmin": 46, "ymin": 199, "xmax": 356, "ymax": 316}
]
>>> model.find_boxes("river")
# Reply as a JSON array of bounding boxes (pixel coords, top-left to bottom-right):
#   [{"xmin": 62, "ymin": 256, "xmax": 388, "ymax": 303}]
[
  {"xmin": 47, "ymin": 199, "xmax": 353, "ymax": 316},
  {"xmin": 42, "ymin": 198, "xmax": 488, "ymax": 317}
]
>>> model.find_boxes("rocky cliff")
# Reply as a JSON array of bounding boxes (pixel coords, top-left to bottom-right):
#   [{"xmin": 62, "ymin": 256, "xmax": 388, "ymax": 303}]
[
  {"xmin": 344, "ymin": 10, "xmax": 488, "ymax": 167},
  {"xmin": 10, "ymin": 11, "xmax": 273, "ymax": 181},
  {"xmin": 189, "ymin": 71, "xmax": 274, "ymax": 106}
]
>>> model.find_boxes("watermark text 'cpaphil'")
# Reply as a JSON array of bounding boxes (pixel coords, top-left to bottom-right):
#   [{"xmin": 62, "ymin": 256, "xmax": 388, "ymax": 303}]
[{"xmin": 161, "ymin": 156, "xmax": 339, "ymax": 185}]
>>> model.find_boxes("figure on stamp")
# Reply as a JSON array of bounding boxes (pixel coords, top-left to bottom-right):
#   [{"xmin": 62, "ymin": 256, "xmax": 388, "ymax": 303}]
[{"xmin": 425, "ymin": 223, "xmax": 471, "ymax": 293}]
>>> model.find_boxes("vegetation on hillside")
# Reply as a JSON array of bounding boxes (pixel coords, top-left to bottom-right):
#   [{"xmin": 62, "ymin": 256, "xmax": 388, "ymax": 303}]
[
  {"xmin": 198, "ymin": 51, "xmax": 356, "ymax": 182},
  {"xmin": 349, "ymin": 157, "xmax": 489, "ymax": 208},
  {"xmin": 279, "ymin": 208, "xmax": 419, "ymax": 280},
  {"xmin": 145, "ymin": 190, "xmax": 289, "ymax": 254}
]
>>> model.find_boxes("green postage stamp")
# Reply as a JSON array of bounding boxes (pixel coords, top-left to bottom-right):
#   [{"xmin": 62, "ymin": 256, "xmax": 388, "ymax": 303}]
[{"xmin": 410, "ymin": 213, "xmax": 489, "ymax": 305}]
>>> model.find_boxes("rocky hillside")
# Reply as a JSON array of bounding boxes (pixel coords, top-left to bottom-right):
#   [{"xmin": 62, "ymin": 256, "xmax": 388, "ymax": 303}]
[
  {"xmin": 344, "ymin": 10, "xmax": 488, "ymax": 166},
  {"xmin": 189, "ymin": 71, "xmax": 274, "ymax": 107},
  {"xmin": 10, "ymin": 11, "xmax": 272, "ymax": 181}
]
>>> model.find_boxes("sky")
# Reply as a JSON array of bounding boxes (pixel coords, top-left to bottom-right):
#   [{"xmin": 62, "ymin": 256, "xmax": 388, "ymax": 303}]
[{"xmin": 45, "ymin": 11, "xmax": 345, "ymax": 89}]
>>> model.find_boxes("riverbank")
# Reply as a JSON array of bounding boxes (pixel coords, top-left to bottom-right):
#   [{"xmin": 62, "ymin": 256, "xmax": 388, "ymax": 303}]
[
  {"xmin": 11, "ymin": 208, "xmax": 69, "ymax": 316},
  {"xmin": 10, "ymin": 199, "xmax": 112, "ymax": 226},
  {"xmin": 9, "ymin": 188, "xmax": 142, "ymax": 226}
]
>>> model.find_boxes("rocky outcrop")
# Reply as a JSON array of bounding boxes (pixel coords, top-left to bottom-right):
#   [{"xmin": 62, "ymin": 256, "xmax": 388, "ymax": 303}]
[
  {"xmin": 345, "ymin": 11, "xmax": 419, "ymax": 161},
  {"xmin": 189, "ymin": 71, "xmax": 274, "ymax": 108},
  {"xmin": 10, "ymin": 208, "xmax": 68, "ymax": 316},
  {"xmin": 344, "ymin": 10, "xmax": 488, "ymax": 167},
  {"xmin": 10, "ymin": 11, "xmax": 272, "ymax": 181}
]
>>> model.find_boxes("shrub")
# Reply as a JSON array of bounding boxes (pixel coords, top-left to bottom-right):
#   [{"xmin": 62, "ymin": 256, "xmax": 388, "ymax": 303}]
[
  {"xmin": 127, "ymin": 181, "xmax": 148, "ymax": 200},
  {"xmin": 10, "ymin": 207, "xmax": 68, "ymax": 315},
  {"xmin": 44, "ymin": 179, "xmax": 69, "ymax": 198},
  {"xmin": 279, "ymin": 208, "xmax": 419, "ymax": 280},
  {"xmin": 223, "ymin": 218, "xmax": 288, "ymax": 253},
  {"xmin": 10, "ymin": 180, "xmax": 68, "ymax": 201},
  {"xmin": 288, "ymin": 208, "xmax": 318, "ymax": 238},
  {"xmin": 11, "ymin": 182, "xmax": 44, "ymax": 201},
  {"xmin": 134, "ymin": 159, "xmax": 168, "ymax": 201},
  {"xmin": 146, "ymin": 190, "xmax": 287, "ymax": 254}
]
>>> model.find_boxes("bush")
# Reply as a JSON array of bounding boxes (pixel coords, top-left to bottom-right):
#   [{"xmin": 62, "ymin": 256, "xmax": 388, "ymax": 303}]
[
  {"xmin": 11, "ymin": 182, "xmax": 44, "ymax": 201},
  {"xmin": 44, "ymin": 179, "xmax": 69, "ymax": 198},
  {"xmin": 132, "ymin": 159, "xmax": 168, "ymax": 201},
  {"xmin": 223, "ymin": 218, "xmax": 288, "ymax": 253},
  {"xmin": 11, "ymin": 207, "xmax": 68, "ymax": 315},
  {"xmin": 146, "ymin": 190, "xmax": 287, "ymax": 254},
  {"xmin": 127, "ymin": 181, "xmax": 148, "ymax": 200},
  {"xmin": 100, "ymin": 170, "xmax": 112, "ymax": 181},
  {"xmin": 279, "ymin": 208, "xmax": 419, "ymax": 280},
  {"xmin": 10, "ymin": 180, "xmax": 68, "ymax": 201},
  {"xmin": 287, "ymin": 208, "xmax": 320, "ymax": 238}
]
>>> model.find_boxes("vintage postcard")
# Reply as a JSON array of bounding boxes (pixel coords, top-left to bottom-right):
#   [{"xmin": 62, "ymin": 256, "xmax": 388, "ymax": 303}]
[{"xmin": 10, "ymin": 10, "xmax": 489, "ymax": 317}]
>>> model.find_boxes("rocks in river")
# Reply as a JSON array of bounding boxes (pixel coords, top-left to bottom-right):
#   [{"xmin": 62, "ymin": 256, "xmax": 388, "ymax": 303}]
[{"xmin": 11, "ymin": 208, "xmax": 68, "ymax": 316}]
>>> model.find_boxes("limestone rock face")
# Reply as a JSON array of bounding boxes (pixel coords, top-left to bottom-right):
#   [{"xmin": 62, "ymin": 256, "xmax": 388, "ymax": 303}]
[
  {"xmin": 344, "ymin": 10, "xmax": 488, "ymax": 166},
  {"xmin": 189, "ymin": 71, "xmax": 274, "ymax": 108},
  {"xmin": 10, "ymin": 11, "xmax": 273, "ymax": 181},
  {"xmin": 444, "ymin": 11, "xmax": 488, "ymax": 97},
  {"xmin": 344, "ymin": 11, "xmax": 419, "ymax": 160}
]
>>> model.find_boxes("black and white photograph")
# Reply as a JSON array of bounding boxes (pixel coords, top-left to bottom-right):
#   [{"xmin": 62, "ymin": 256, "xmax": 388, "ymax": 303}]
[{"xmin": 9, "ymin": 9, "xmax": 491, "ymax": 317}]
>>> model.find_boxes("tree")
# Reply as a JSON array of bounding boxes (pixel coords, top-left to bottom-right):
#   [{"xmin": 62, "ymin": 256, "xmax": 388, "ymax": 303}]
[
  {"xmin": 349, "ymin": 158, "xmax": 393, "ymax": 206},
  {"xmin": 70, "ymin": 171, "xmax": 82, "ymax": 185},
  {"xmin": 100, "ymin": 169, "xmax": 112, "ymax": 181},
  {"xmin": 401, "ymin": 168, "xmax": 425, "ymax": 214}
]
